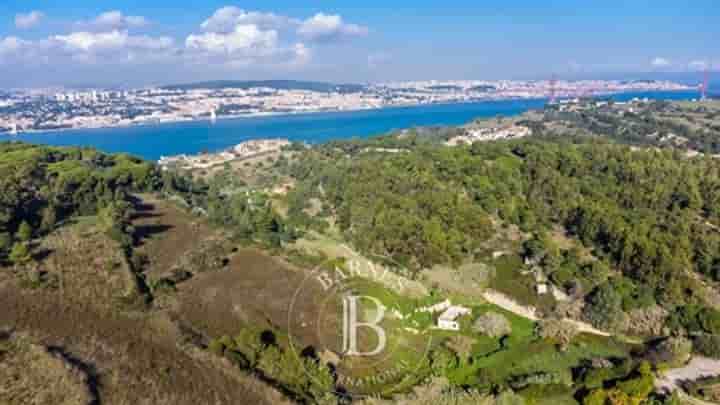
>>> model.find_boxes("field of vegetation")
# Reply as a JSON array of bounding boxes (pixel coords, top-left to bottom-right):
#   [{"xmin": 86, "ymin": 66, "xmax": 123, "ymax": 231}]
[{"xmin": 2, "ymin": 100, "xmax": 720, "ymax": 404}]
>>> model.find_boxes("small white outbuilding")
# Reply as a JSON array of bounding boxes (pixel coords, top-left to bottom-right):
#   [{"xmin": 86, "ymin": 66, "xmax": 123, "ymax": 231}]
[{"xmin": 437, "ymin": 306, "xmax": 472, "ymax": 331}]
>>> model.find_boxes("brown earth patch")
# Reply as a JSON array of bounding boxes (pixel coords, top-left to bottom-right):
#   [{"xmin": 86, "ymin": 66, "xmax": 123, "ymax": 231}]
[
  {"xmin": 174, "ymin": 248, "xmax": 341, "ymax": 352},
  {"xmin": 0, "ymin": 332, "xmax": 96, "ymax": 405},
  {"xmin": 131, "ymin": 194, "xmax": 216, "ymax": 280},
  {"xmin": 0, "ymin": 277, "xmax": 290, "ymax": 405}
]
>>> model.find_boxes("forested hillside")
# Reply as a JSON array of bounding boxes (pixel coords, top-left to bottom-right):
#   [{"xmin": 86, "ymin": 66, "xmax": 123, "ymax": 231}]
[
  {"xmin": 3, "ymin": 124, "xmax": 720, "ymax": 404},
  {"xmin": 0, "ymin": 143, "xmax": 162, "ymax": 260},
  {"xmin": 283, "ymin": 135, "xmax": 720, "ymax": 333}
]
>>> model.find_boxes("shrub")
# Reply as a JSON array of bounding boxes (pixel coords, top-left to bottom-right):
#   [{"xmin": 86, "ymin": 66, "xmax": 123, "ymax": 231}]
[
  {"xmin": 580, "ymin": 360, "xmax": 633, "ymax": 391},
  {"xmin": 472, "ymin": 311, "xmax": 512, "ymax": 338},
  {"xmin": 667, "ymin": 305, "xmax": 720, "ymax": 335},
  {"xmin": 644, "ymin": 337, "xmax": 692, "ymax": 368},
  {"xmin": 16, "ymin": 221, "xmax": 32, "ymax": 242},
  {"xmin": 582, "ymin": 362, "xmax": 654, "ymax": 405},
  {"xmin": 665, "ymin": 304, "xmax": 703, "ymax": 334},
  {"xmin": 509, "ymin": 372, "xmax": 565, "ymax": 389},
  {"xmin": 429, "ymin": 346, "xmax": 459, "ymax": 375},
  {"xmin": 583, "ymin": 281, "xmax": 628, "ymax": 332},
  {"xmin": 0, "ymin": 232, "xmax": 11, "ymax": 255},
  {"xmin": 535, "ymin": 319, "xmax": 579, "ymax": 350},
  {"xmin": 233, "ymin": 329, "xmax": 264, "ymax": 367},
  {"xmin": 445, "ymin": 336, "xmax": 475, "ymax": 364},
  {"xmin": 699, "ymin": 308, "xmax": 720, "ymax": 335},
  {"xmin": 616, "ymin": 362, "xmax": 654, "ymax": 398},
  {"xmin": 9, "ymin": 242, "xmax": 31, "ymax": 265},
  {"xmin": 693, "ymin": 334, "xmax": 720, "ymax": 359},
  {"xmin": 208, "ymin": 338, "xmax": 227, "ymax": 356},
  {"xmin": 358, "ymin": 377, "xmax": 496, "ymax": 405},
  {"xmin": 623, "ymin": 306, "xmax": 668, "ymax": 336}
]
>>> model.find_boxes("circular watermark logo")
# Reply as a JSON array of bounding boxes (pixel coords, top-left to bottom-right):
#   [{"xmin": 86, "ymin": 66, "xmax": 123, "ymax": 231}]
[{"xmin": 287, "ymin": 250, "xmax": 434, "ymax": 399}]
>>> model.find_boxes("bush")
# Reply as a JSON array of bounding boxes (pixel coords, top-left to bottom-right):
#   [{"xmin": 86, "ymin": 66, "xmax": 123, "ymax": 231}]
[
  {"xmin": 667, "ymin": 305, "xmax": 720, "ymax": 335},
  {"xmin": 583, "ymin": 281, "xmax": 628, "ymax": 332},
  {"xmin": 644, "ymin": 337, "xmax": 692, "ymax": 368},
  {"xmin": 429, "ymin": 346, "xmax": 459, "ymax": 375},
  {"xmin": 0, "ymin": 232, "xmax": 11, "ymax": 255},
  {"xmin": 580, "ymin": 360, "xmax": 633, "ymax": 390},
  {"xmin": 445, "ymin": 336, "xmax": 476, "ymax": 364},
  {"xmin": 535, "ymin": 319, "xmax": 579, "ymax": 350},
  {"xmin": 208, "ymin": 338, "xmax": 227, "ymax": 356},
  {"xmin": 666, "ymin": 304, "xmax": 703, "ymax": 334},
  {"xmin": 9, "ymin": 242, "xmax": 31, "ymax": 265},
  {"xmin": 699, "ymin": 308, "xmax": 720, "ymax": 335},
  {"xmin": 582, "ymin": 362, "xmax": 654, "ymax": 405},
  {"xmin": 473, "ymin": 311, "xmax": 512, "ymax": 338},
  {"xmin": 623, "ymin": 306, "xmax": 668, "ymax": 336},
  {"xmin": 509, "ymin": 372, "xmax": 565, "ymax": 389},
  {"xmin": 693, "ymin": 334, "xmax": 720, "ymax": 359},
  {"xmin": 16, "ymin": 221, "xmax": 32, "ymax": 242}
]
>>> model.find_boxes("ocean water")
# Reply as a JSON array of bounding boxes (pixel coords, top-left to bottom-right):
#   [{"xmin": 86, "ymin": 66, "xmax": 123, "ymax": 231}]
[{"xmin": 10, "ymin": 90, "xmax": 699, "ymax": 161}]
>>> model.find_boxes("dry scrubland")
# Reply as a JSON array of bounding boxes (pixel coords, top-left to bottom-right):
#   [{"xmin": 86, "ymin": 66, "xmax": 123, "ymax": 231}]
[{"xmin": 0, "ymin": 197, "xmax": 292, "ymax": 405}]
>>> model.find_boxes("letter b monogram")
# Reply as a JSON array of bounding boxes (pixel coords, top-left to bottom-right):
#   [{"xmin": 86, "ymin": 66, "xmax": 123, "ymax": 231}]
[{"xmin": 342, "ymin": 295, "xmax": 387, "ymax": 356}]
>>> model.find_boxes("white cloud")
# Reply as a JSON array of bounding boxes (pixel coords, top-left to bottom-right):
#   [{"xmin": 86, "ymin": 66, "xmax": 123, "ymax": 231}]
[
  {"xmin": 200, "ymin": 6, "xmax": 297, "ymax": 33},
  {"xmin": 651, "ymin": 57, "xmax": 671, "ymax": 68},
  {"xmin": 186, "ymin": 24, "xmax": 307, "ymax": 67},
  {"xmin": 1, "ymin": 8, "xmax": 370, "ymax": 76},
  {"xmin": 54, "ymin": 31, "xmax": 173, "ymax": 52},
  {"xmin": 76, "ymin": 11, "xmax": 149, "ymax": 32},
  {"xmin": 187, "ymin": 25, "xmax": 278, "ymax": 56},
  {"xmin": 0, "ymin": 31, "xmax": 175, "ymax": 65},
  {"xmin": 15, "ymin": 11, "xmax": 44, "ymax": 29},
  {"xmin": 184, "ymin": 8, "xmax": 369, "ymax": 68},
  {"xmin": 298, "ymin": 13, "xmax": 368, "ymax": 42}
]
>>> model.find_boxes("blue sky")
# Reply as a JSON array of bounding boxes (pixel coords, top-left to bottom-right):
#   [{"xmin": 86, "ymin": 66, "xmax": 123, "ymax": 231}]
[{"xmin": 0, "ymin": 0, "xmax": 717, "ymax": 87}]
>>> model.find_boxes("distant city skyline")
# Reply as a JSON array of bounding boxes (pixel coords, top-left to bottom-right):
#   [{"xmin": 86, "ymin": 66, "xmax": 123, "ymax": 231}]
[{"xmin": 0, "ymin": 0, "xmax": 718, "ymax": 88}]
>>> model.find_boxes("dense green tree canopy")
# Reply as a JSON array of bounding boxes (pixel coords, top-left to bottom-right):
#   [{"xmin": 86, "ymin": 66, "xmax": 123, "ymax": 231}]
[{"xmin": 285, "ymin": 135, "xmax": 720, "ymax": 309}]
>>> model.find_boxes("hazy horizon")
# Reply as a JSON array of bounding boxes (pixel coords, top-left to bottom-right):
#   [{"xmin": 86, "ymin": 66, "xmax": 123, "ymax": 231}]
[{"xmin": 2, "ymin": 72, "xmax": 716, "ymax": 92}]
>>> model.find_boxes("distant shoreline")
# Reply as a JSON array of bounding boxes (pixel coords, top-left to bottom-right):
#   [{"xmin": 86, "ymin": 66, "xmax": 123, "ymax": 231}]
[{"xmin": 1, "ymin": 89, "xmax": 696, "ymax": 138}]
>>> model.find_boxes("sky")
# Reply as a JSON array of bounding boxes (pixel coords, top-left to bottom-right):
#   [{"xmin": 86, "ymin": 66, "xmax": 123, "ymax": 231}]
[{"xmin": 0, "ymin": 0, "xmax": 718, "ymax": 88}]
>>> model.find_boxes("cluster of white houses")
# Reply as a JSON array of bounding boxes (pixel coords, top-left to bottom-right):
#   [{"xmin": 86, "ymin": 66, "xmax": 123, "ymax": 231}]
[{"xmin": 158, "ymin": 139, "xmax": 290, "ymax": 170}]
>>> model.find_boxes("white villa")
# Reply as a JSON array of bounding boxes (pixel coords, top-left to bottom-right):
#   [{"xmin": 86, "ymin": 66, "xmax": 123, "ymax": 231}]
[
  {"xmin": 416, "ymin": 299, "xmax": 471, "ymax": 331},
  {"xmin": 438, "ymin": 306, "xmax": 472, "ymax": 331}
]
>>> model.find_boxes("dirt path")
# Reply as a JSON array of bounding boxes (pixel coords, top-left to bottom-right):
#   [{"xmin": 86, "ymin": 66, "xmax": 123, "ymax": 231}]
[{"xmin": 481, "ymin": 290, "xmax": 611, "ymax": 337}]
